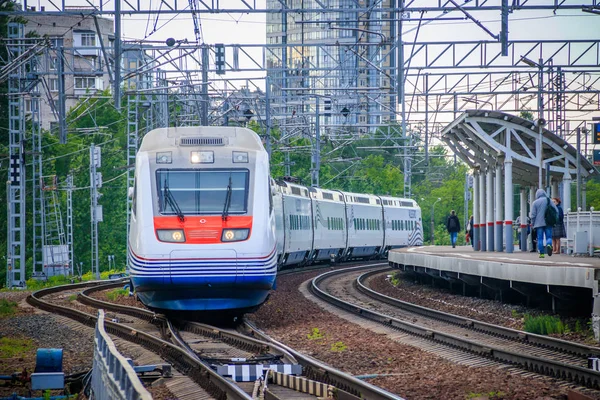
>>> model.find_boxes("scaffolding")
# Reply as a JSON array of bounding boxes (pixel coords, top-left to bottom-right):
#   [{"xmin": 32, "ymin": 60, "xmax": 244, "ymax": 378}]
[{"xmin": 41, "ymin": 177, "xmax": 69, "ymax": 278}]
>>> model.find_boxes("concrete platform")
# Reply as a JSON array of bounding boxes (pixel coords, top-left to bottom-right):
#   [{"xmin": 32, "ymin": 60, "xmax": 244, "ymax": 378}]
[{"xmin": 388, "ymin": 246, "xmax": 600, "ymax": 314}]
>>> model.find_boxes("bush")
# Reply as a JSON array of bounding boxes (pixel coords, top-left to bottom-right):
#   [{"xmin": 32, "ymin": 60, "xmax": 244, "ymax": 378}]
[
  {"xmin": 523, "ymin": 314, "xmax": 565, "ymax": 335},
  {"xmin": 0, "ymin": 299, "xmax": 17, "ymax": 317}
]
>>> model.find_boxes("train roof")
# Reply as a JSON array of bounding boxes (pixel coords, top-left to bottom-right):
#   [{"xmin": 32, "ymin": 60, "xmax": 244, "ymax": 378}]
[
  {"xmin": 308, "ymin": 187, "xmax": 344, "ymax": 202},
  {"xmin": 341, "ymin": 191, "xmax": 381, "ymax": 206},
  {"xmin": 379, "ymin": 195, "xmax": 419, "ymax": 208},
  {"xmin": 276, "ymin": 180, "xmax": 310, "ymax": 198},
  {"xmin": 139, "ymin": 126, "xmax": 265, "ymax": 152}
]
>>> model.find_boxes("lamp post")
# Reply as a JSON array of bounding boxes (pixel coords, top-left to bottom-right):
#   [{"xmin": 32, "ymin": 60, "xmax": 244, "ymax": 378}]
[{"xmin": 431, "ymin": 197, "xmax": 442, "ymax": 245}]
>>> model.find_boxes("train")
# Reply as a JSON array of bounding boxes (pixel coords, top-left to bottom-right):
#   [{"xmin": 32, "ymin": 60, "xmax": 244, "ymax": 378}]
[{"xmin": 128, "ymin": 126, "xmax": 423, "ymax": 316}]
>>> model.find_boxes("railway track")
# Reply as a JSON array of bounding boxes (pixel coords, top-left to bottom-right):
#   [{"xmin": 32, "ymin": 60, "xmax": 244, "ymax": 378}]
[
  {"xmin": 309, "ymin": 264, "xmax": 600, "ymax": 392},
  {"xmin": 27, "ymin": 277, "xmax": 404, "ymax": 400}
]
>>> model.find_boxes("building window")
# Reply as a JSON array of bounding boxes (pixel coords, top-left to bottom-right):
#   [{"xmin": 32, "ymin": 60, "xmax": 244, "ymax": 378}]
[
  {"xmin": 75, "ymin": 77, "xmax": 96, "ymax": 89},
  {"xmin": 49, "ymin": 57, "xmax": 58, "ymax": 70},
  {"xmin": 49, "ymin": 78, "xmax": 58, "ymax": 92},
  {"xmin": 81, "ymin": 33, "xmax": 96, "ymax": 47},
  {"xmin": 50, "ymin": 122, "xmax": 59, "ymax": 135}
]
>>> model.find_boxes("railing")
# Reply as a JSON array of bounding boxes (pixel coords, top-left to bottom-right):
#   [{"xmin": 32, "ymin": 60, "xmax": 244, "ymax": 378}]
[
  {"xmin": 565, "ymin": 209, "xmax": 600, "ymax": 256},
  {"xmin": 92, "ymin": 309, "xmax": 152, "ymax": 400}
]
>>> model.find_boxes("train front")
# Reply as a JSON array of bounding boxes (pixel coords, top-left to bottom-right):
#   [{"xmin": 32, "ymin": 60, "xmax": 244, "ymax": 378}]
[{"xmin": 128, "ymin": 127, "xmax": 276, "ymax": 314}]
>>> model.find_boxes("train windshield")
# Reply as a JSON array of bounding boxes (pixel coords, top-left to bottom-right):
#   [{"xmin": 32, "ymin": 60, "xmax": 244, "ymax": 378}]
[{"xmin": 156, "ymin": 169, "xmax": 249, "ymax": 215}]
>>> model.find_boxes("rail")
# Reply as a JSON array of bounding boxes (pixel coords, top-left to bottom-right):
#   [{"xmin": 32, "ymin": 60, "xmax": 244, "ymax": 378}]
[{"xmin": 92, "ymin": 309, "xmax": 152, "ymax": 400}]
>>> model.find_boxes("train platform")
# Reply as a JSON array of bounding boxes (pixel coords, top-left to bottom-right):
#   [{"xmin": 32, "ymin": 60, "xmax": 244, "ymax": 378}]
[{"xmin": 388, "ymin": 246, "xmax": 600, "ymax": 315}]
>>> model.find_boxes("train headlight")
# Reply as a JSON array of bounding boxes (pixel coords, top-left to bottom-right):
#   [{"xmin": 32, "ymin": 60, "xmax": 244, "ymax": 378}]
[
  {"xmin": 156, "ymin": 151, "xmax": 172, "ymax": 164},
  {"xmin": 157, "ymin": 229, "xmax": 186, "ymax": 243},
  {"xmin": 232, "ymin": 151, "xmax": 248, "ymax": 163},
  {"xmin": 190, "ymin": 151, "xmax": 214, "ymax": 164},
  {"xmin": 221, "ymin": 228, "xmax": 250, "ymax": 242}
]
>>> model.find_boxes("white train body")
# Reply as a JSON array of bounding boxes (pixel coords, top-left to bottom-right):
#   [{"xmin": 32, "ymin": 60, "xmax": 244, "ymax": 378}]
[
  {"xmin": 129, "ymin": 126, "xmax": 423, "ymax": 313},
  {"xmin": 128, "ymin": 126, "xmax": 276, "ymax": 313},
  {"xmin": 272, "ymin": 182, "xmax": 424, "ymax": 267}
]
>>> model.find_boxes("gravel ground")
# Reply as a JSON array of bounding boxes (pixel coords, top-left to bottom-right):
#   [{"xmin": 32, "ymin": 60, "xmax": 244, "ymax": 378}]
[
  {"xmin": 370, "ymin": 270, "xmax": 597, "ymax": 346},
  {"xmin": 249, "ymin": 269, "xmax": 593, "ymax": 400}
]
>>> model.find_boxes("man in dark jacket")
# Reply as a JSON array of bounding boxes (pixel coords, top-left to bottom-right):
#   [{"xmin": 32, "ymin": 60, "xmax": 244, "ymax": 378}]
[
  {"xmin": 530, "ymin": 188, "xmax": 558, "ymax": 258},
  {"xmin": 446, "ymin": 210, "xmax": 461, "ymax": 248}
]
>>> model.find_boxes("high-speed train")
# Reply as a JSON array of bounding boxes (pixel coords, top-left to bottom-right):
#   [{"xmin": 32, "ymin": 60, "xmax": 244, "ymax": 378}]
[{"xmin": 128, "ymin": 126, "xmax": 423, "ymax": 315}]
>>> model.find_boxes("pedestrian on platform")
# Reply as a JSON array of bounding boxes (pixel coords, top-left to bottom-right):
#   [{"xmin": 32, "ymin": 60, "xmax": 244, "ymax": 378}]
[
  {"xmin": 446, "ymin": 210, "xmax": 461, "ymax": 248},
  {"xmin": 530, "ymin": 189, "xmax": 558, "ymax": 258},
  {"xmin": 552, "ymin": 198, "xmax": 566, "ymax": 255},
  {"xmin": 467, "ymin": 215, "xmax": 474, "ymax": 248}
]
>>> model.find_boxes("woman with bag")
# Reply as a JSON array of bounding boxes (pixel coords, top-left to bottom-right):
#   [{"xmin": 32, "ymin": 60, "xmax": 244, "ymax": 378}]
[{"xmin": 552, "ymin": 198, "xmax": 566, "ymax": 254}]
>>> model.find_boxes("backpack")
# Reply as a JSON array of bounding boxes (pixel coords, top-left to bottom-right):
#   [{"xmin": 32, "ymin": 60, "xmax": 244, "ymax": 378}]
[{"xmin": 544, "ymin": 197, "xmax": 558, "ymax": 227}]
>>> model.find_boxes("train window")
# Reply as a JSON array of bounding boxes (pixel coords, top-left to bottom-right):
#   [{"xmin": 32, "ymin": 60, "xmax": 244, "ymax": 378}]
[
  {"xmin": 357, "ymin": 197, "xmax": 369, "ymax": 204},
  {"xmin": 291, "ymin": 187, "xmax": 302, "ymax": 196},
  {"xmin": 376, "ymin": 199, "xmax": 380, "ymax": 205},
  {"xmin": 401, "ymin": 201, "xmax": 413, "ymax": 207},
  {"xmin": 323, "ymin": 192, "xmax": 333, "ymax": 200},
  {"xmin": 339, "ymin": 195, "xmax": 344, "ymax": 201},
  {"xmin": 156, "ymin": 169, "xmax": 249, "ymax": 215}
]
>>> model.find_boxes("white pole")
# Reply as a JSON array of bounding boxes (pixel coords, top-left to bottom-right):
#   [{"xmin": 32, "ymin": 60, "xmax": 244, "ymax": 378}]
[
  {"xmin": 520, "ymin": 188, "xmax": 527, "ymax": 252},
  {"xmin": 473, "ymin": 170, "xmax": 480, "ymax": 251},
  {"xmin": 486, "ymin": 169, "xmax": 494, "ymax": 251},
  {"xmin": 479, "ymin": 172, "xmax": 487, "ymax": 251},
  {"xmin": 496, "ymin": 163, "xmax": 503, "ymax": 252},
  {"xmin": 503, "ymin": 158, "xmax": 513, "ymax": 253}
]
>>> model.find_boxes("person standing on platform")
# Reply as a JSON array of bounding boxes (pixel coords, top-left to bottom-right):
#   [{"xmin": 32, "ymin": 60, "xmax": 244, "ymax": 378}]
[
  {"xmin": 530, "ymin": 189, "xmax": 558, "ymax": 258},
  {"xmin": 446, "ymin": 210, "xmax": 461, "ymax": 248},
  {"xmin": 467, "ymin": 215, "xmax": 474, "ymax": 248},
  {"xmin": 552, "ymin": 198, "xmax": 566, "ymax": 255}
]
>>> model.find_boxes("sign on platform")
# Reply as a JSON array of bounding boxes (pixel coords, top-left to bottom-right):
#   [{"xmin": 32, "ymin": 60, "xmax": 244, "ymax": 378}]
[
  {"xmin": 593, "ymin": 123, "xmax": 600, "ymax": 145},
  {"xmin": 594, "ymin": 150, "xmax": 600, "ymax": 166}
]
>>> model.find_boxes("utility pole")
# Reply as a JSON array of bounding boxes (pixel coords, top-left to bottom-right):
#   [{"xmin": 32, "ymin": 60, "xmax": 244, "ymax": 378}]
[
  {"xmin": 311, "ymin": 97, "xmax": 320, "ymax": 187},
  {"xmin": 66, "ymin": 175, "xmax": 74, "ymax": 276},
  {"xmin": 90, "ymin": 145, "xmax": 102, "ymax": 280}
]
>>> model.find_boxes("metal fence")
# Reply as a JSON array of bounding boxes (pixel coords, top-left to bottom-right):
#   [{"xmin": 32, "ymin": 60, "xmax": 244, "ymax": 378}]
[
  {"xmin": 91, "ymin": 310, "xmax": 152, "ymax": 400},
  {"xmin": 565, "ymin": 209, "xmax": 600, "ymax": 255}
]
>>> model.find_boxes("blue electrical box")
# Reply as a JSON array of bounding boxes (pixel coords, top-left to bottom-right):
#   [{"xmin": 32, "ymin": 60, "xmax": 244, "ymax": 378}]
[{"xmin": 31, "ymin": 348, "xmax": 64, "ymax": 390}]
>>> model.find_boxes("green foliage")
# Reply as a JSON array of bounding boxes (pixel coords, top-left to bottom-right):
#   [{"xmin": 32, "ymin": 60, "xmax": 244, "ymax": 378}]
[
  {"xmin": 0, "ymin": 299, "xmax": 17, "ymax": 317},
  {"xmin": 68, "ymin": 294, "xmax": 77, "ymax": 302},
  {"xmin": 523, "ymin": 314, "xmax": 565, "ymax": 335},
  {"xmin": 106, "ymin": 288, "xmax": 129, "ymax": 302},
  {"xmin": 575, "ymin": 320, "xmax": 583, "ymax": 333},
  {"xmin": 511, "ymin": 309, "xmax": 522, "ymax": 319},
  {"xmin": 0, "ymin": 337, "xmax": 34, "ymax": 358},
  {"xmin": 307, "ymin": 328, "xmax": 324, "ymax": 340},
  {"xmin": 389, "ymin": 273, "xmax": 401, "ymax": 287},
  {"xmin": 26, "ymin": 275, "xmax": 72, "ymax": 290},
  {"xmin": 330, "ymin": 341, "xmax": 347, "ymax": 352}
]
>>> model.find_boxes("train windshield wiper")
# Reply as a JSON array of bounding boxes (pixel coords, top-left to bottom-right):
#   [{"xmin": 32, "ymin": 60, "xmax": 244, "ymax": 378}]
[
  {"xmin": 222, "ymin": 175, "xmax": 232, "ymax": 221},
  {"xmin": 164, "ymin": 182, "xmax": 185, "ymax": 222}
]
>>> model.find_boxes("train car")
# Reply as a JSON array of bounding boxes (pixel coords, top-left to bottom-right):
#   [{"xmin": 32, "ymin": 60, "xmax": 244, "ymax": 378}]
[
  {"xmin": 128, "ymin": 126, "xmax": 276, "ymax": 314},
  {"xmin": 380, "ymin": 196, "xmax": 424, "ymax": 252},
  {"xmin": 273, "ymin": 180, "xmax": 313, "ymax": 266},
  {"xmin": 309, "ymin": 187, "xmax": 347, "ymax": 262},
  {"xmin": 342, "ymin": 191, "xmax": 385, "ymax": 259}
]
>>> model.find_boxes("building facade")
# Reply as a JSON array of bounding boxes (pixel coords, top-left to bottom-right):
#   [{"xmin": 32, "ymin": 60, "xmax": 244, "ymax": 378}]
[
  {"xmin": 23, "ymin": 12, "xmax": 114, "ymax": 131},
  {"xmin": 265, "ymin": 0, "xmax": 395, "ymax": 137}
]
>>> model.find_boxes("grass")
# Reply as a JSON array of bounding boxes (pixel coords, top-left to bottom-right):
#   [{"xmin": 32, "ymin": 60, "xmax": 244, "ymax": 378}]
[
  {"xmin": 307, "ymin": 328, "xmax": 324, "ymax": 340},
  {"xmin": 106, "ymin": 288, "xmax": 129, "ymax": 302},
  {"xmin": 330, "ymin": 341, "xmax": 347, "ymax": 352},
  {"xmin": 0, "ymin": 337, "xmax": 34, "ymax": 358},
  {"xmin": 389, "ymin": 273, "xmax": 402, "ymax": 287},
  {"xmin": 523, "ymin": 314, "xmax": 565, "ymax": 335},
  {"xmin": 22, "ymin": 269, "xmax": 128, "ymax": 291},
  {"xmin": 68, "ymin": 294, "xmax": 77, "ymax": 301},
  {"xmin": 0, "ymin": 299, "xmax": 18, "ymax": 317}
]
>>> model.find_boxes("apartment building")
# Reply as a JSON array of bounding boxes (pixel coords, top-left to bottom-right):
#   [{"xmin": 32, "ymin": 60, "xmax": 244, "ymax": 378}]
[{"xmin": 23, "ymin": 11, "xmax": 114, "ymax": 131}]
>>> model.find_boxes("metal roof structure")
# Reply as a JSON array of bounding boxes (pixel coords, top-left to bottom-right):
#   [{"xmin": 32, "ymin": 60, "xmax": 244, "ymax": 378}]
[{"xmin": 441, "ymin": 110, "xmax": 597, "ymax": 186}]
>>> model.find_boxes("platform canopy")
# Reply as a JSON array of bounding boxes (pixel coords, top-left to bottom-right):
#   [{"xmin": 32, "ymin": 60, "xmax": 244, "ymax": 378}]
[{"xmin": 441, "ymin": 110, "xmax": 597, "ymax": 185}]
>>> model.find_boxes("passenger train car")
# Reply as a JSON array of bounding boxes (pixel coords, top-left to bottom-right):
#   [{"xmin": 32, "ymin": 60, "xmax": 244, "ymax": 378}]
[{"xmin": 129, "ymin": 126, "xmax": 423, "ymax": 315}]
